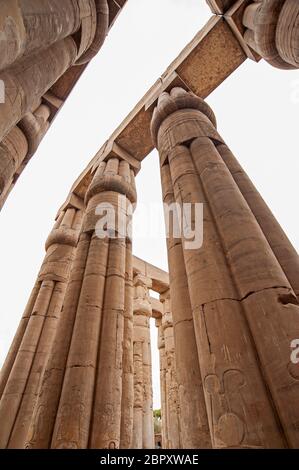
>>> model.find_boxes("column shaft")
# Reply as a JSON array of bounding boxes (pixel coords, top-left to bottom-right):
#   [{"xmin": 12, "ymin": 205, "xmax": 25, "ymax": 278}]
[
  {"xmin": 0, "ymin": 203, "xmax": 83, "ymax": 448},
  {"xmin": 161, "ymin": 163, "xmax": 212, "ymax": 449},
  {"xmin": 151, "ymin": 88, "xmax": 299, "ymax": 448},
  {"xmin": 243, "ymin": 0, "xmax": 299, "ymax": 69},
  {"xmin": 161, "ymin": 293, "xmax": 181, "ymax": 449},
  {"xmin": 132, "ymin": 274, "xmax": 154, "ymax": 449}
]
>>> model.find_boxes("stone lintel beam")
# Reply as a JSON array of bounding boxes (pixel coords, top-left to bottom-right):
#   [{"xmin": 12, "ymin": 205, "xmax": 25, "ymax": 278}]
[
  {"xmin": 95, "ymin": 140, "xmax": 142, "ymax": 175},
  {"xmin": 206, "ymin": 0, "xmax": 238, "ymax": 15},
  {"xmin": 150, "ymin": 297, "xmax": 163, "ymax": 320},
  {"xmin": 67, "ymin": 15, "xmax": 246, "ymax": 199},
  {"xmin": 224, "ymin": 0, "xmax": 262, "ymax": 61},
  {"xmin": 133, "ymin": 256, "xmax": 169, "ymax": 295},
  {"xmin": 56, "ymin": 193, "xmax": 85, "ymax": 219}
]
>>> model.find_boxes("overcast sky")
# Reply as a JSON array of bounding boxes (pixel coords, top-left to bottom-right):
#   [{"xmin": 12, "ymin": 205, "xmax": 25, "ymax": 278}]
[{"xmin": 0, "ymin": 0, "xmax": 298, "ymax": 409}]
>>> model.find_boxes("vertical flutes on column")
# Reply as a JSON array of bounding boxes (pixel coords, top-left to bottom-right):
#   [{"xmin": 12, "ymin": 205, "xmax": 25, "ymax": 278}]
[
  {"xmin": 0, "ymin": 198, "xmax": 83, "ymax": 449},
  {"xmin": 151, "ymin": 87, "xmax": 299, "ymax": 448},
  {"xmin": 132, "ymin": 274, "xmax": 155, "ymax": 449}
]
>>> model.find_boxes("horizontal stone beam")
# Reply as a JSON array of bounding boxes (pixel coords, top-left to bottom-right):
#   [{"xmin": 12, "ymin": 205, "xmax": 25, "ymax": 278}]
[
  {"xmin": 133, "ymin": 256, "xmax": 169, "ymax": 295},
  {"xmin": 150, "ymin": 297, "xmax": 164, "ymax": 320}
]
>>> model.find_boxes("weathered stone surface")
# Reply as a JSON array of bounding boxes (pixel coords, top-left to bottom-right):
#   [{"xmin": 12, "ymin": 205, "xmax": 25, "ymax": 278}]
[
  {"xmin": 160, "ymin": 292, "xmax": 181, "ymax": 449},
  {"xmin": 132, "ymin": 274, "xmax": 154, "ymax": 450},
  {"xmin": 160, "ymin": 162, "xmax": 211, "ymax": 449},
  {"xmin": 152, "ymin": 88, "xmax": 299, "ymax": 448},
  {"xmin": 0, "ymin": 0, "xmax": 127, "ymax": 210},
  {"xmin": 23, "ymin": 155, "xmax": 136, "ymax": 449},
  {"xmin": 243, "ymin": 0, "xmax": 299, "ymax": 69},
  {"xmin": 0, "ymin": 202, "xmax": 83, "ymax": 449}
]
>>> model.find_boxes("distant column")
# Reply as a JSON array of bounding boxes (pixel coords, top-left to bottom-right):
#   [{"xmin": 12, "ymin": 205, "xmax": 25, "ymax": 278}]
[
  {"xmin": 120, "ymin": 241, "xmax": 134, "ymax": 449},
  {"xmin": 156, "ymin": 318, "xmax": 168, "ymax": 449},
  {"xmin": 160, "ymin": 291, "xmax": 181, "ymax": 449},
  {"xmin": 132, "ymin": 274, "xmax": 154, "ymax": 449},
  {"xmin": 0, "ymin": 197, "xmax": 83, "ymax": 448}
]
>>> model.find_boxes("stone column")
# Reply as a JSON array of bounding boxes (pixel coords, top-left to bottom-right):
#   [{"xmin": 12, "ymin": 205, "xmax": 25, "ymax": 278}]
[
  {"xmin": 160, "ymin": 291, "xmax": 181, "ymax": 449},
  {"xmin": 0, "ymin": 126, "xmax": 28, "ymax": 208},
  {"xmin": 0, "ymin": 104, "xmax": 51, "ymax": 209},
  {"xmin": 25, "ymin": 151, "xmax": 138, "ymax": 449},
  {"xmin": 243, "ymin": 0, "xmax": 299, "ymax": 69},
  {"xmin": 156, "ymin": 318, "xmax": 168, "ymax": 449},
  {"xmin": 0, "ymin": 0, "xmax": 111, "ymax": 212},
  {"xmin": 0, "ymin": 1, "xmax": 81, "ymax": 72},
  {"xmin": 0, "ymin": 37, "xmax": 77, "ymax": 142},
  {"xmin": 0, "ymin": 197, "xmax": 83, "ymax": 448},
  {"xmin": 120, "ymin": 240, "xmax": 134, "ymax": 449},
  {"xmin": 160, "ymin": 160, "xmax": 211, "ymax": 449},
  {"xmin": 216, "ymin": 143, "xmax": 299, "ymax": 301},
  {"xmin": 132, "ymin": 274, "xmax": 154, "ymax": 449},
  {"xmin": 151, "ymin": 87, "xmax": 299, "ymax": 448}
]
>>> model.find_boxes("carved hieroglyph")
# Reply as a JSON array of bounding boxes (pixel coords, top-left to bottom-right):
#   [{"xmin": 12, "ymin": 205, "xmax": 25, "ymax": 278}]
[{"xmin": 151, "ymin": 87, "xmax": 299, "ymax": 448}]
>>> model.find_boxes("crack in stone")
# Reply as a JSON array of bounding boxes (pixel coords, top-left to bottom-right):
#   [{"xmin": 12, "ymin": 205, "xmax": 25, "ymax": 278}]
[{"xmin": 194, "ymin": 285, "xmax": 298, "ymax": 311}]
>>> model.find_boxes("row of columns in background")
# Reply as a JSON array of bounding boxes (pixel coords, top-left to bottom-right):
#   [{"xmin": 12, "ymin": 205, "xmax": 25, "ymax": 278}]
[{"xmin": 0, "ymin": 145, "xmax": 158, "ymax": 448}]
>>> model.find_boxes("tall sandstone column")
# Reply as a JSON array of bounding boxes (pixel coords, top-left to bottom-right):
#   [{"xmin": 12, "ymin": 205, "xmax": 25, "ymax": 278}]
[
  {"xmin": 160, "ymin": 291, "xmax": 181, "ymax": 449},
  {"xmin": 151, "ymin": 87, "xmax": 299, "ymax": 448},
  {"xmin": 0, "ymin": 0, "xmax": 109, "ymax": 141},
  {"xmin": 0, "ymin": 197, "xmax": 83, "ymax": 448},
  {"xmin": 243, "ymin": 0, "xmax": 299, "ymax": 69},
  {"xmin": 0, "ymin": 103, "xmax": 51, "ymax": 210},
  {"xmin": 160, "ymin": 147, "xmax": 211, "ymax": 449},
  {"xmin": 132, "ymin": 274, "xmax": 154, "ymax": 449},
  {"xmin": 24, "ymin": 153, "xmax": 137, "ymax": 449},
  {"xmin": 156, "ymin": 318, "xmax": 168, "ymax": 449},
  {"xmin": 0, "ymin": 1, "xmax": 110, "ymax": 210}
]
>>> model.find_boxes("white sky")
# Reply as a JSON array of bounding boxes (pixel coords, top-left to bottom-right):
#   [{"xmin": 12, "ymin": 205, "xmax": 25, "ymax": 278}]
[{"xmin": 0, "ymin": 0, "xmax": 298, "ymax": 410}]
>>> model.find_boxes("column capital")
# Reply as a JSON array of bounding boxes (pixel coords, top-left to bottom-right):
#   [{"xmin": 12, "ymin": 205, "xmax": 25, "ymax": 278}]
[
  {"xmin": 243, "ymin": 0, "xmax": 299, "ymax": 69},
  {"xmin": 133, "ymin": 273, "xmax": 152, "ymax": 317},
  {"xmin": 75, "ymin": 0, "xmax": 109, "ymax": 65},
  {"xmin": 45, "ymin": 206, "xmax": 82, "ymax": 251},
  {"xmin": 100, "ymin": 140, "xmax": 141, "ymax": 175},
  {"xmin": 57, "ymin": 193, "xmax": 85, "ymax": 217},
  {"xmin": 150, "ymin": 87, "xmax": 217, "ymax": 147},
  {"xmin": 150, "ymin": 88, "xmax": 223, "ymax": 165},
  {"xmin": 133, "ymin": 273, "xmax": 152, "ymax": 289},
  {"xmin": 85, "ymin": 152, "xmax": 137, "ymax": 207}
]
